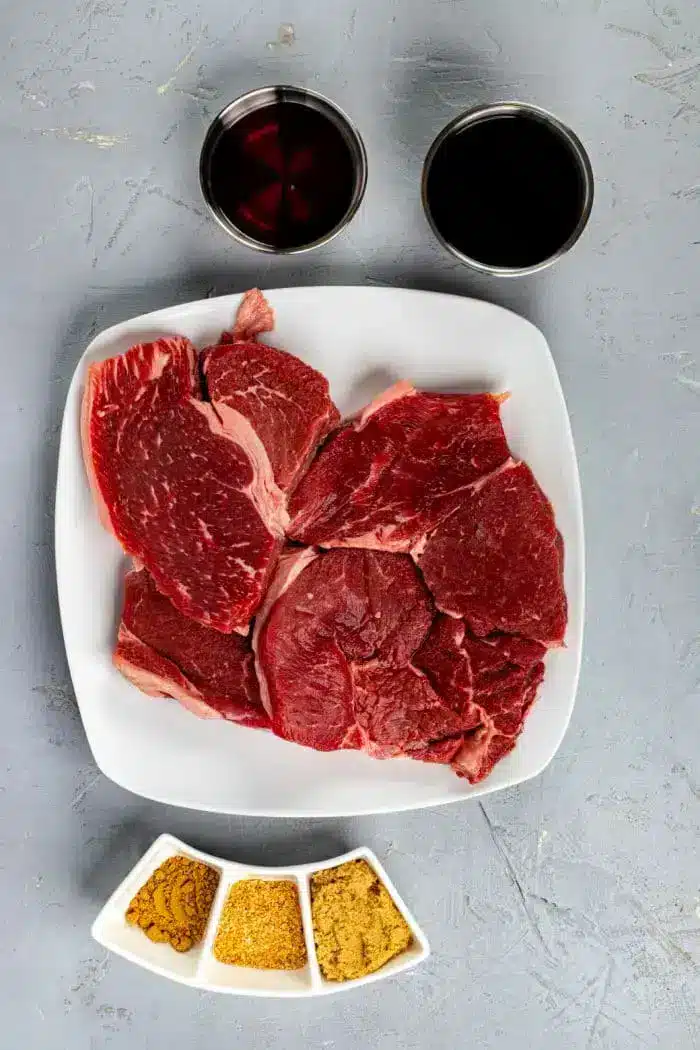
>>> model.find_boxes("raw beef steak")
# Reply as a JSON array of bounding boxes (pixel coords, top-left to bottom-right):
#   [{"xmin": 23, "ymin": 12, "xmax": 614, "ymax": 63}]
[
  {"xmin": 350, "ymin": 662, "xmax": 470, "ymax": 760},
  {"xmin": 409, "ymin": 616, "xmax": 547, "ymax": 777},
  {"xmin": 203, "ymin": 290, "xmax": 340, "ymax": 492},
  {"xmin": 400, "ymin": 618, "xmax": 546, "ymax": 780},
  {"xmin": 82, "ymin": 335, "xmax": 286, "ymax": 633},
  {"xmin": 288, "ymin": 382, "xmax": 510, "ymax": 552},
  {"xmin": 449, "ymin": 631, "xmax": 546, "ymax": 783},
  {"xmin": 418, "ymin": 459, "xmax": 567, "ymax": 646},
  {"xmin": 114, "ymin": 567, "xmax": 270, "ymax": 727},
  {"xmin": 413, "ymin": 614, "xmax": 478, "ymax": 716},
  {"xmin": 255, "ymin": 548, "xmax": 475, "ymax": 755}
]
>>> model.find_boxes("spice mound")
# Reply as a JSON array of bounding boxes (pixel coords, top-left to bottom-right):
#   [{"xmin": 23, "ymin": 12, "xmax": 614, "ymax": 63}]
[
  {"xmin": 125, "ymin": 855, "xmax": 220, "ymax": 953},
  {"xmin": 311, "ymin": 859, "xmax": 412, "ymax": 981},
  {"xmin": 213, "ymin": 879, "xmax": 307, "ymax": 970}
]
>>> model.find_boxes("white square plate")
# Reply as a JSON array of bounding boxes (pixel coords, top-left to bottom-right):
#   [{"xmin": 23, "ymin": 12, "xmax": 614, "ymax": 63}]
[
  {"xmin": 56, "ymin": 287, "xmax": 584, "ymax": 816},
  {"xmin": 91, "ymin": 834, "xmax": 430, "ymax": 996}
]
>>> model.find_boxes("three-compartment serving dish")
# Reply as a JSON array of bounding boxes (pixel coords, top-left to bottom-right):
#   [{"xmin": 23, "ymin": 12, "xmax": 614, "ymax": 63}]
[{"xmin": 92, "ymin": 835, "xmax": 430, "ymax": 997}]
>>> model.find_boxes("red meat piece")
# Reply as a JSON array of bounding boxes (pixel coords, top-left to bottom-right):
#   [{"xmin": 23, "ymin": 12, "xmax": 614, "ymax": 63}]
[
  {"xmin": 114, "ymin": 567, "xmax": 269, "ymax": 728},
  {"xmin": 288, "ymin": 382, "xmax": 511, "ymax": 552}
]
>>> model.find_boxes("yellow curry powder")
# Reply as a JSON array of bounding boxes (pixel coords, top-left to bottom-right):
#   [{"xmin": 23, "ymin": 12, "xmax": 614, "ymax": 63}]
[
  {"xmin": 125, "ymin": 855, "xmax": 220, "ymax": 953},
  {"xmin": 310, "ymin": 859, "xmax": 412, "ymax": 981},
  {"xmin": 213, "ymin": 879, "xmax": 307, "ymax": 970}
]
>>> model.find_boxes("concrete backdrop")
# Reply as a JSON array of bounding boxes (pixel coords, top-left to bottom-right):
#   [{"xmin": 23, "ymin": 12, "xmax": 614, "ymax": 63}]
[{"xmin": 1, "ymin": 0, "xmax": 698, "ymax": 1046}]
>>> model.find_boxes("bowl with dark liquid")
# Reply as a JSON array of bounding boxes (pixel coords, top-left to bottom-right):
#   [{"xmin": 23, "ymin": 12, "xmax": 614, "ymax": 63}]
[
  {"xmin": 200, "ymin": 86, "xmax": 367, "ymax": 254},
  {"xmin": 422, "ymin": 101, "xmax": 594, "ymax": 276}
]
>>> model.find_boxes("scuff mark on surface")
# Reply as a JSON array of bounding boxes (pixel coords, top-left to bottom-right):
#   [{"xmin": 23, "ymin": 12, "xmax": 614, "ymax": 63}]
[
  {"xmin": 644, "ymin": 0, "xmax": 683, "ymax": 28},
  {"xmin": 671, "ymin": 761, "xmax": 700, "ymax": 800},
  {"xmin": 69, "ymin": 80, "xmax": 96, "ymax": 99},
  {"xmin": 662, "ymin": 349, "xmax": 699, "ymax": 393},
  {"xmin": 79, "ymin": 0, "xmax": 124, "ymax": 28},
  {"xmin": 634, "ymin": 58, "xmax": 700, "ymax": 100},
  {"xmin": 435, "ymin": 84, "xmax": 492, "ymax": 108},
  {"xmin": 629, "ymin": 897, "xmax": 700, "ymax": 974},
  {"xmin": 22, "ymin": 90, "xmax": 47, "ymax": 108},
  {"xmin": 479, "ymin": 802, "xmax": 554, "ymax": 959},
  {"xmin": 345, "ymin": 7, "xmax": 357, "ymax": 41},
  {"xmin": 156, "ymin": 42, "xmax": 199, "ymax": 95},
  {"xmin": 266, "ymin": 23, "xmax": 295, "ymax": 50},
  {"xmin": 545, "ymin": 963, "xmax": 614, "ymax": 1042},
  {"xmin": 36, "ymin": 127, "xmax": 128, "ymax": 149},
  {"xmin": 97, "ymin": 170, "xmax": 154, "ymax": 260},
  {"xmin": 161, "ymin": 121, "xmax": 180, "ymax": 144},
  {"xmin": 71, "ymin": 767, "xmax": 102, "ymax": 810},
  {"xmin": 144, "ymin": 184, "xmax": 207, "ymax": 220},
  {"xmin": 392, "ymin": 53, "xmax": 494, "ymax": 73},
  {"xmin": 483, "ymin": 26, "xmax": 503, "ymax": 56},
  {"xmin": 605, "ymin": 23, "xmax": 678, "ymax": 62},
  {"xmin": 76, "ymin": 175, "xmax": 95, "ymax": 245},
  {"xmin": 672, "ymin": 183, "xmax": 700, "ymax": 199},
  {"xmin": 590, "ymin": 968, "xmax": 655, "ymax": 1049},
  {"xmin": 671, "ymin": 100, "xmax": 700, "ymax": 122},
  {"xmin": 66, "ymin": 953, "xmax": 110, "ymax": 1010},
  {"xmin": 661, "ymin": 349, "xmax": 693, "ymax": 364},
  {"xmin": 168, "ymin": 64, "xmax": 220, "ymax": 118},
  {"xmin": 32, "ymin": 670, "xmax": 78, "ymax": 721},
  {"xmin": 176, "ymin": 82, "xmax": 218, "ymax": 103},
  {"xmin": 96, "ymin": 1003, "xmax": 133, "ymax": 1032},
  {"xmin": 390, "ymin": 52, "xmax": 429, "ymax": 65}
]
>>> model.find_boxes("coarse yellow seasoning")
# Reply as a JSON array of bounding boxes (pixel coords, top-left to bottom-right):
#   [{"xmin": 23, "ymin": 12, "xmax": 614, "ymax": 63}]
[
  {"xmin": 311, "ymin": 859, "xmax": 412, "ymax": 981},
  {"xmin": 213, "ymin": 879, "xmax": 307, "ymax": 970},
  {"xmin": 125, "ymin": 855, "xmax": 220, "ymax": 952}
]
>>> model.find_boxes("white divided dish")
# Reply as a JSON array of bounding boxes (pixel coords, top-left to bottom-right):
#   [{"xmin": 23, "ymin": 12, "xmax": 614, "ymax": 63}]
[
  {"xmin": 91, "ymin": 834, "xmax": 430, "ymax": 997},
  {"xmin": 56, "ymin": 286, "xmax": 584, "ymax": 816}
]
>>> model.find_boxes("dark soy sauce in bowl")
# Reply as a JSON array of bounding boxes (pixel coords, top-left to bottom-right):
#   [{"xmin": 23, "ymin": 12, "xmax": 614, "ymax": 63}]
[
  {"xmin": 423, "ymin": 103, "xmax": 593, "ymax": 275},
  {"xmin": 200, "ymin": 88, "xmax": 366, "ymax": 253}
]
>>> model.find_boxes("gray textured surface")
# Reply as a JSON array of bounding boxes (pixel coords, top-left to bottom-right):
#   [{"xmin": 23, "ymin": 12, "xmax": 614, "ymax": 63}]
[{"xmin": 1, "ymin": 0, "xmax": 698, "ymax": 1046}]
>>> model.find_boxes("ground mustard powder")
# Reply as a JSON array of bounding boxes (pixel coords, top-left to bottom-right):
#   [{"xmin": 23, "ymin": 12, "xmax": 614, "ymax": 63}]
[
  {"xmin": 310, "ymin": 859, "xmax": 413, "ymax": 981},
  {"xmin": 125, "ymin": 855, "xmax": 219, "ymax": 953},
  {"xmin": 213, "ymin": 879, "xmax": 307, "ymax": 970}
]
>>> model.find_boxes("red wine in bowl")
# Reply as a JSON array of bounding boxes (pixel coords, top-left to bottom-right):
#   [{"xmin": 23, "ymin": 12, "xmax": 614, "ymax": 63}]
[
  {"xmin": 200, "ymin": 88, "xmax": 366, "ymax": 253},
  {"xmin": 423, "ymin": 103, "xmax": 593, "ymax": 274}
]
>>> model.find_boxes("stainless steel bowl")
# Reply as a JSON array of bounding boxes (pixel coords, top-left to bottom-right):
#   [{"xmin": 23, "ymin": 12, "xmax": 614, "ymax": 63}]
[
  {"xmin": 199, "ymin": 85, "xmax": 367, "ymax": 254},
  {"xmin": 421, "ymin": 101, "xmax": 594, "ymax": 276}
]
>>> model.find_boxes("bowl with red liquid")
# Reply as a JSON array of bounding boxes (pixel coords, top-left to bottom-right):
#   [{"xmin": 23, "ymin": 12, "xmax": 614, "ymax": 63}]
[
  {"xmin": 422, "ymin": 101, "xmax": 594, "ymax": 276},
  {"xmin": 200, "ymin": 86, "xmax": 367, "ymax": 254}
]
